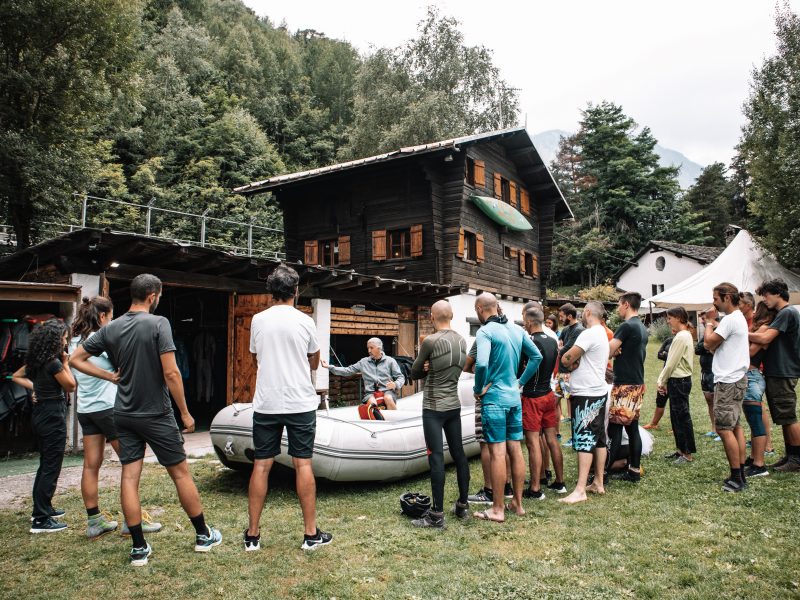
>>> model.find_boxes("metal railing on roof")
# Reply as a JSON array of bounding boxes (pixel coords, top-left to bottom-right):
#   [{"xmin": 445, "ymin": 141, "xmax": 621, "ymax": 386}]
[{"xmin": 72, "ymin": 193, "xmax": 285, "ymax": 259}]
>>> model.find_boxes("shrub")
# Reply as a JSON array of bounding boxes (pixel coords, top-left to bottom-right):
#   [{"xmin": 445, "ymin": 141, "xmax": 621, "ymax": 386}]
[{"xmin": 649, "ymin": 317, "xmax": 672, "ymax": 342}]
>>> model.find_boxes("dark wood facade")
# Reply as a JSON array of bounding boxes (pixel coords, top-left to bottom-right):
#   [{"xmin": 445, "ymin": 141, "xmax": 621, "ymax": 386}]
[{"xmin": 243, "ymin": 128, "xmax": 571, "ymax": 301}]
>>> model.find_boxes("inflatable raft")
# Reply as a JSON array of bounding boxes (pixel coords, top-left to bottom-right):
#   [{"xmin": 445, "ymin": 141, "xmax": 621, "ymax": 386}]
[{"xmin": 210, "ymin": 376, "xmax": 481, "ymax": 482}]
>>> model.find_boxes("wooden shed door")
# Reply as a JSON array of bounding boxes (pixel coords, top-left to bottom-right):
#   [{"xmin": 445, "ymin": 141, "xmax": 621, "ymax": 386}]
[{"xmin": 227, "ymin": 294, "xmax": 272, "ymax": 405}]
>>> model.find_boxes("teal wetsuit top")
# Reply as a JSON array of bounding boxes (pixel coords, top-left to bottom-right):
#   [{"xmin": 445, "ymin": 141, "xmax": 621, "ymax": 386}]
[{"xmin": 473, "ymin": 315, "xmax": 542, "ymax": 408}]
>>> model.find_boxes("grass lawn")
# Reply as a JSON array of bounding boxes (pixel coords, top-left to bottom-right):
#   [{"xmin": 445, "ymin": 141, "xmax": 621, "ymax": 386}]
[{"xmin": 1, "ymin": 340, "xmax": 799, "ymax": 599}]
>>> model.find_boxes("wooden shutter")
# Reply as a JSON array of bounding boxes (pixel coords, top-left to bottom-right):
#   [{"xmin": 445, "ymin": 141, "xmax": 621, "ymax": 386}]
[
  {"xmin": 304, "ymin": 240, "xmax": 318, "ymax": 265},
  {"xmin": 493, "ymin": 173, "xmax": 502, "ymax": 199},
  {"xmin": 476, "ymin": 233, "xmax": 485, "ymax": 263},
  {"xmin": 456, "ymin": 228, "xmax": 465, "ymax": 258},
  {"xmin": 474, "ymin": 160, "xmax": 486, "ymax": 187},
  {"xmin": 509, "ymin": 181, "xmax": 518, "ymax": 209},
  {"xmin": 532, "ymin": 254, "xmax": 539, "ymax": 278},
  {"xmin": 338, "ymin": 235, "xmax": 351, "ymax": 265},
  {"xmin": 518, "ymin": 250, "xmax": 526, "ymax": 275},
  {"xmin": 520, "ymin": 188, "xmax": 531, "ymax": 216},
  {"xmin": 410, "ymin": 224, "xmax": 423, "ymax": 258},
  {"xmin": 372, "ymin": 230, "xmax": 386, "ymax": 261}
]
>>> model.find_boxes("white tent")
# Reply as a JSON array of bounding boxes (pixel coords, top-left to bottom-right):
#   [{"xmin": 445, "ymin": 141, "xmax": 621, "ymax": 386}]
[{"xmin": 644, "ymin": 229, "xmax": 800, "ymax": 310}]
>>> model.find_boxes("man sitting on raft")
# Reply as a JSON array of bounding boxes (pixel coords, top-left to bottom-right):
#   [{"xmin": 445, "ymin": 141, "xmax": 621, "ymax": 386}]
[{"xmin": 321, "ymin": 338, "xmax": 405, "ymax": 409}]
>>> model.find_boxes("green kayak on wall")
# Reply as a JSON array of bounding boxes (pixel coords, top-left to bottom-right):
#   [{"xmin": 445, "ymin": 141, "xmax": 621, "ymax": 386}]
[{"xmin": 470, "ymin": 195, "xmax": 532, "ymax": 231}]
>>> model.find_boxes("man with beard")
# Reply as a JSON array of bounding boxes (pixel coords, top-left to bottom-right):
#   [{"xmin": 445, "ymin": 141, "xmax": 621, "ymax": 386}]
[{"xmin": 71, "ymin": 274, "xmax": 221, "ymax": 566}]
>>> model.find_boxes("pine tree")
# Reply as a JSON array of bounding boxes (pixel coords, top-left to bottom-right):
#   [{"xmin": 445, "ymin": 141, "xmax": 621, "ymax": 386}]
[{"xmin": 683, "ymin": 162, "xmax": 735, "ymax": 245}]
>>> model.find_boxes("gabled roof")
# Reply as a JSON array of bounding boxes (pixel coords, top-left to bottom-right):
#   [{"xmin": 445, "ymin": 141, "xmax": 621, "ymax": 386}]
[
  {"xmin": 234, "ymin": 127, "xmax": 574, "ymax": 220},
  {"xmin": 648, "ymin": 240, "xmax": 724, "ymax": 264}
]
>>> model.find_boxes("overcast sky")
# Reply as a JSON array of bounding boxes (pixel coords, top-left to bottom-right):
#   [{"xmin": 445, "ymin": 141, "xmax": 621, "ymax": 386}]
[{"xmin": 243, "ymin": 0, "xmax": 798, "ymax": 167}]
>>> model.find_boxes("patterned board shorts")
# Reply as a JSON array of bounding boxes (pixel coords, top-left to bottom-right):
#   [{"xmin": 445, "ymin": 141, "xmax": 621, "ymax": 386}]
[{"xmin": 609, "ymin": 384, "xmax": 646, "ymax": 426}]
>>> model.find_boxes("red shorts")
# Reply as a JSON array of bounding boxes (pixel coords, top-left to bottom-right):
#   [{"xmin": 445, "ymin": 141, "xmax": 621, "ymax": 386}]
[{"xmin": 521, "ymin": 392, "xmax": 559, "ymax": 432}]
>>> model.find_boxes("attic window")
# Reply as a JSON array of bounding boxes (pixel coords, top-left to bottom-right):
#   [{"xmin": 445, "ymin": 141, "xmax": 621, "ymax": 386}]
[{"xmin": 656, "ymin": 256, "xmax": 666, "ymax": 271}]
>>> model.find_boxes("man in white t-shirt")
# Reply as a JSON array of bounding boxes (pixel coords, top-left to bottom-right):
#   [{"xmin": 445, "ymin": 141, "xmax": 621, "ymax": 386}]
[
  {"xmin": 559, "ymin": 301, "xmax": 610, "ymax": 504},
  {"xmin": 702, "ymin": 282, "xmax": 751, "ymax": 493},
  {"xmin": 244, "ymin": 265, "xmax": 332, "ymax": 552}
]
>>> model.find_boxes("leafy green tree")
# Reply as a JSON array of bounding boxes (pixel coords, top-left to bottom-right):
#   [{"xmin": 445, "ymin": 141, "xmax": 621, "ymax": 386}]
[
  {"xmin": 736, "ymin": 3, "xmax": 800, "ymax": 267},
  {"xmin": 344, "ymin": 7, "xmax": 518, "ymax": 158},
  {"xmin": 549, "ymin": 102, "xmax": 709, "ymax": 287},
  {"xmin": 0, "ymin": 0, "xmax": 142, "ymax": 247},
  {"xmin": 683, "ymin": 162, "xmax": 736, "ymax": 245}
]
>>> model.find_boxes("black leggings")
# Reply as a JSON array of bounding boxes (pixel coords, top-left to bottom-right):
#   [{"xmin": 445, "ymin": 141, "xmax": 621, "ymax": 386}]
[
  {"xmin": 31, "ymin": 401, "xmax": 67, "ymax": 520},
  {"xmin": 668, "ymin": 376, "xmax": 696, "ymax": 454},
  {"xmin": 422, "ymin": 408, "xmax": 470, "ymax": 512},
  {"xmin": 607, "ymin": 421, "xmax": 642, "ymax": 470}
]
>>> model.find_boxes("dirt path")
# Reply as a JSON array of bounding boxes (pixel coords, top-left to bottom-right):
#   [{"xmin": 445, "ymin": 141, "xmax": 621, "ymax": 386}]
[{"xmin": 0, "ymin": 463, "xmax": 120, "ymax": 511}]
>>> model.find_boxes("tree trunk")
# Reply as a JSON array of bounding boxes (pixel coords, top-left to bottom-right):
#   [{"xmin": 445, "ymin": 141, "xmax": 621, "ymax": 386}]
[{"xmin": 8, "ymin": 183, "xmax": 32, "ymax": 249}]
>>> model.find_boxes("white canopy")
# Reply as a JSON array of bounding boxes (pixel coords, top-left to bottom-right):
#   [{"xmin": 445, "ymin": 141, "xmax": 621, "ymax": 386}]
[{"xmin": 644, "ymin": 230, "xmax": 800, "ymax": 311}]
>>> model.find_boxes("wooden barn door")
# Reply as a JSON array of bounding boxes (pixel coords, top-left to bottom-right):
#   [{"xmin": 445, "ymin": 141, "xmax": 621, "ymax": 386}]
[{"xmin": 227, "ymin": 294, "xmax": 272, "ymax": 405}]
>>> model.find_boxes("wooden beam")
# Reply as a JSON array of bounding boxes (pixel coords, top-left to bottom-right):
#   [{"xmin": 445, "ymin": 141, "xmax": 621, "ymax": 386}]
[{"xmin": 106, "ymin": 264, "xmax": 266, "ymax": 293}]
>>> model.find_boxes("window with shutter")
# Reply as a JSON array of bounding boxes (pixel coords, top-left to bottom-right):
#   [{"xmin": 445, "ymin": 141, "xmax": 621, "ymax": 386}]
[
  {"xmin": 372, "ymin": 230, "xmax": 387, "ymax": 261},
  {"xmin": 493, "ymin": 173, "xmax": 502, "ymax": 199},
  {"xmin": 319, "ymin": 239, "xmax": 339, "ymax": 266},
  {"xmin": 457, "ymin": 228, "xmax": 465, "ymax": 258},
  {"xmin": 476, "ymin": 233, "xmax": 485, "ymax": 263},
  {"xmin": 410, "ymin": 224, "xmax": 423, "ymax": 258},
  {"xmin": 509, "ymin": 181, "xmax": 518, "ymax": 209},
  {"xmin": 338, "ymin": 235, "xmax": 351, "ymax": 265},
  {"xmin": 304, "ymin": 240, "xmax": 319, "ymax": 265},
  {"xmin": 520, "ymin": 188, "xmax": 531, "ymax": 216},
  {"xmin": 474, "ymin": 160, "xmax": 486, "ymax": 187}
]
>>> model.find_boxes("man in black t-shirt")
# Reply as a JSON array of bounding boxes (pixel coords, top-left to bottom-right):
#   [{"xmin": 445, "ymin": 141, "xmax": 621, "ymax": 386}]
[
  {"xmin": 71, "ymin": 274, "xmax": 222, "ymax": 566},
  {"xmin": 521, "ymin": 307, "xmax": 565, "ymax": 498},
  {"xmin": 750, "ymin": 279, "xmax": 800, "ymax": 472}
]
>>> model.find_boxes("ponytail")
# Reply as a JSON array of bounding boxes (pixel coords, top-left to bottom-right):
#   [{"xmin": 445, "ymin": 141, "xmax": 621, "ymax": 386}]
[{"xmin": 72, "ymin": 296, "xmax": 114, "ymax": 341}]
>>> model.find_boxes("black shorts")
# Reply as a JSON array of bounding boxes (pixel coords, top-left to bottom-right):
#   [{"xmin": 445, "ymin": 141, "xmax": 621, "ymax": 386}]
[
  {"xmin": 701, "ymin": 371, "xmax": 715, "ymax": 394},
  {"xmin": 114, "ymin": 412, "xmax": 186, "ymax": 467},
  {"xmin": 569, "ymin": 395, "xmax": 608, "ymax": 454},
  {"xmin": 253, "ymin": 410, "xmax": 316, "ymax": 459},
  {"xmin": 77, "ymin": 408, "xmax": 118, "ymax": 441}
]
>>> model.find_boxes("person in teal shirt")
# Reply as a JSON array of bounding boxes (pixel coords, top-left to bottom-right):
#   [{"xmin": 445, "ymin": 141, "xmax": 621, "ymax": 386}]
[{"xmin": 472, "ymin": 293, "xmax": 541, "ymax": 522}]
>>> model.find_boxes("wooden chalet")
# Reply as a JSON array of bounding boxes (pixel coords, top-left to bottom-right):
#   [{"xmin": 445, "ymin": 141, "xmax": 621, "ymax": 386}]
[{"xmin": 236, "ymin": 127, "xmax": 572, "ymax": 301}]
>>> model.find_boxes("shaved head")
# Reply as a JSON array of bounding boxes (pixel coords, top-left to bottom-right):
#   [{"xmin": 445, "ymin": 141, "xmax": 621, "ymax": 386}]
[
  {"xmin": 475, "ymin": 292, "xmax": 498, "ymax": 310},
  {"xmin": 431, "ymin": 300, "xmax": 453, "ymax": 323}
]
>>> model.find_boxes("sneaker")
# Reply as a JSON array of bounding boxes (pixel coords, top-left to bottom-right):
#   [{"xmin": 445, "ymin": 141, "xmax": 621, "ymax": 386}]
[
  {"xmin": 452, "ymin": 501, "xmax": 470, "ymax": 520},
  {"xmin": 744, "ymin": 456, "xmax": 754, "ymax": 468},
  {"xmin": 30, "ymin": 517, "xmax": 68, "ymax": 534},
  {"xmin": 195, "ymin": 525, "xmax": 222, "ymax": 552},
  {"xmin": 301, "ymin": 528, "xmax": 333, "ymax": 551},
  {"xmin": 745, "ymin": 465, "xmax": 769, "ymax": 478},
  {"xmin": 130, "ymin": 543, "xmax": 152, "ymax": 567},
  {"xmin": 503, "ymin": 483, "xmax": 513, "ymax": 499},
  {"xmin": 87, "ymin": 512, "xmax": 118, "ymax": 540},
  {"xmin": 765, "ymin": 448, "xmax": 776, "ymax": 457},
  {"xmin": 122, "ymin": 511, "xmax": 163, "ymax": 536},
  {"xmin": 664, "ymin": 452, "xmax": 681, "ymax": 460},
  {"xmin": 243, "ymin": 529, "xmax": 261, "ymax": 552},
  {"xmin": 722, "ymin": 478, "xmax": 745, "ymax": 493},
  {"xmin": 547, "ymin": 481, "xmax": 567, "ymax": 494},
  {"xmin": 522, "ymin": 488, "xmax": 545, "ymax": 500},
  {"xmin": 467, "ymin": 487, "xmax": 493, "ymax": 504},
  {"xmin": 673, "ymin": 455, "xmax": 691, "ymax": 465},
  {"xmin": 774, "ymin": 456, "xmax": 800, "ymax": 473},
  {"xmin": 412, "ymin": 510, "xmax": 446, "ymax": 529},
  {"xmin": 704, "ymin": 431, "xmax": 717, "ymax": 438},
  {"xmin": 621, "ymin": 470, "xmax": 641, "ymax": 483},
  {"xmin": 713, "ymin": 435, "xmax": 721, "ymax": 442},
  {"xmin": 563, "ymin": 438, "xmax": 573, "ymax": 448},
  {"xmin": 768, "ymin": 455, "xmax": 789, "ymax": 469},
  {"xmin": 31, "ymin": 507, "xmax": 67, "ymax": 522}
]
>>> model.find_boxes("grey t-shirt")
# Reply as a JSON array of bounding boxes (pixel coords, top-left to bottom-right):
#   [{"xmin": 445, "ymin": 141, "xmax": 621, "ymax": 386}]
[
  {"xmin": 83, "ymin": 311, "xmax": 177, "ymax": 417},
  {"xmin": 410, "ymin": 330, "xmax": 467, "ymax": 411}
]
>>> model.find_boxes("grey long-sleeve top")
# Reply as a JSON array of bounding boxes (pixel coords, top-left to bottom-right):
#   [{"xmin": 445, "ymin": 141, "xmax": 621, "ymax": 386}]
[{"xmin": 328, "ymin": 353, "xmax": 405, "ymax": 396}]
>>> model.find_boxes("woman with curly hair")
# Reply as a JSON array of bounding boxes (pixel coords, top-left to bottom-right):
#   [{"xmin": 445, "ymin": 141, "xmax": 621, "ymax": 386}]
[{"xmin": 12, "ymin": 319, "xmax": 76, "ymax": 533}]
